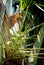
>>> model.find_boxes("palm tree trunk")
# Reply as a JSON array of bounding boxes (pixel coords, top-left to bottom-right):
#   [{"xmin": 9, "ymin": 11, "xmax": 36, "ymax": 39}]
[{"xmin": 0, "ymin": 0, "xmax": 7, "ymax": 64}]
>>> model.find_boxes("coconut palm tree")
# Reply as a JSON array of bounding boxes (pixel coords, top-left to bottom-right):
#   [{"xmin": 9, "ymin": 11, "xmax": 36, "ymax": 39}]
[{"xmin": 0, "ymin": 0, "xmax": 44, "ymax": 65}]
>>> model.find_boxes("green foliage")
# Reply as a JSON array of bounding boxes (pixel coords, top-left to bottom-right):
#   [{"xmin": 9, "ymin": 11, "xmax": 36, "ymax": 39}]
[
  {"xmin": 0, "ymin": 33, "xmax": 3, "ymax": 65},
  {"xmin": 19, "ymin": 0, "xmax": 33, "ymax": 11},
  {"xmin": 0, "ymin": 0, "xmax": 44, "ymax": 65}
]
